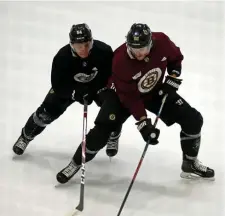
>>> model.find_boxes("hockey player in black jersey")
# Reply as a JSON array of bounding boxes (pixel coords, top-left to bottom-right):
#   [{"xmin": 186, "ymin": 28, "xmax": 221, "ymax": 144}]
[{"xmin": 12, "ymin": 23, "xmax": 121, "ymax": 158}]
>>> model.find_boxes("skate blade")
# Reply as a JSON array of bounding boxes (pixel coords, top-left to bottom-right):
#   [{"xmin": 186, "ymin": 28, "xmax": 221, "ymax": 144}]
[{"xmin": 180, "ymin": 172, "xmax": 215, "ymax": 181}]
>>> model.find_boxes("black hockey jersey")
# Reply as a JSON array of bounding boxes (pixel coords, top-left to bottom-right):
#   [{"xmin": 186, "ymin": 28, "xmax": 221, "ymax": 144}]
[{"xmin": 51, "ymin": 40, "xmax": 113, "ymax": 100}]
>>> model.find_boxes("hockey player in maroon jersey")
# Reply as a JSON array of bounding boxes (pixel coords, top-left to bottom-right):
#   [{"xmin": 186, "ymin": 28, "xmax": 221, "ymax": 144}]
[{"xmin": 56, "ymin": 23, "xmax": 214, "ymax": 184}]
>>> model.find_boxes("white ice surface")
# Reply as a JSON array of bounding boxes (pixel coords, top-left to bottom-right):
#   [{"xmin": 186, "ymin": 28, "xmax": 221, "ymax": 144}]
[{"xmin": 0, "ymin": 2, "xmax": 224, "ymax": 216}]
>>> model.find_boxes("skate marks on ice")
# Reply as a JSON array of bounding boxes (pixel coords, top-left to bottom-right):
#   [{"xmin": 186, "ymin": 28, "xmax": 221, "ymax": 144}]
[
  {"xmin": 8, "ymin": 148, "xmax": 218, "ymax": 216},
  {"xmin": 58, "ymin": 177, "xmax": 191, "ymax": 216},
  {"xmin": 11, "ymin": 149, "xmax": 73, "ymax": 172},
  {"xmin": 57, "ymin": 170, "xmax": 217, "ymax": 216},
  {"xmin": 54, "ymin": 159, "xmax": 212, "ymax": 211},
  {"xmin": 52, "ymin": 149, "xmax": 217, "ymax": 215}
]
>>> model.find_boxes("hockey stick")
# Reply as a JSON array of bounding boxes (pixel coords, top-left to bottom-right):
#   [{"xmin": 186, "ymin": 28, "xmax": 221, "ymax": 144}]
[
  {"xmin": 69, "ymin": 97, "xmax": 88, "ymax": 216},
  {"xmin": 116, "ymin": 94, "xmax": 168, "ymax": 216}
]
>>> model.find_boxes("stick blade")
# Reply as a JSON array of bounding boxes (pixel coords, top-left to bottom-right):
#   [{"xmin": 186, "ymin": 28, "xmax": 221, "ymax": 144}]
[{"xmin": 76, "ymin": 204, "xmax": 83, "ymax": 212}]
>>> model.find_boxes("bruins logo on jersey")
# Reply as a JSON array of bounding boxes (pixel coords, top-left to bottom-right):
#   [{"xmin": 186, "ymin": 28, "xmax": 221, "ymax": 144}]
[
  {"xmin": 138, "ymin": 68, "xmax": 162, "ymax": 93},
  {"xmin": 109, "ymin": 114, "xmax": 116, "ymax": 120}
]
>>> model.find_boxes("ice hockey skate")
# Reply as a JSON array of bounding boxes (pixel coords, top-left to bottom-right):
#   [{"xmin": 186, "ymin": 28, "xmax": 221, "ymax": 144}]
[
  {"xmin": 106, "ymin": 131, "xmax": 120, "ymax": 157},
  {"xmin": 13, "ymin": 134, "xmax": 32, "ymax": 155},
  {"xmin": 180, "ymin": 155, "xmax": 215, "ymax": 180},
  {"xmin": 56, "ymin": 160, "xmax": 81, "ymax": 184}
]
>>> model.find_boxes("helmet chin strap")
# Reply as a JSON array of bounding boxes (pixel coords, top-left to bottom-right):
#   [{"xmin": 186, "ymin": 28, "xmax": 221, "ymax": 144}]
[
  {"xmin": 70, "ymin": 39, "xmax": 94, "ymax": 58},
  {"xmin": 126, "ymin": 47, "xmax": 136, "ymax": 59},
  {"xmin": 70, "ymin": 45, "xmax": 78, "ymax": 57}
]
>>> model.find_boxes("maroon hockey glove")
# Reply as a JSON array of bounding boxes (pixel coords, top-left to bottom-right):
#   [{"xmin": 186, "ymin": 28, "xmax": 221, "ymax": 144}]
[
  {"xmin": 136, "ymin": 118, "xmax": 160, "ymax": 145},
  {"xmin": 161, "ymin": 75, "xmax": 182, "ymax": 95}
]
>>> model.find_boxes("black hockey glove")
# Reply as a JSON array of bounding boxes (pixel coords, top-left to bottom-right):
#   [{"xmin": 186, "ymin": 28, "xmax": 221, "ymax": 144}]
[
  {"xmin": 82, "ymin": 93, "xmax": 93, "ymax": 105},
  {"xmin": 161, "ymin": 75, "xmax": 182, "ymax": 95},
  {"xmin": 72, "ymin": 84, "xmax": 93, "ymax": 105},
  {"xmin": 95, "ymin": 87, "xmax": 109, "ymax": 106},
  {"xmin": 136, "ymin": 118, "xmax": 160, "ymax": 145},
  {"xmin": 73, "ymin": 91, "xmax": 93, "ymax": 105}
]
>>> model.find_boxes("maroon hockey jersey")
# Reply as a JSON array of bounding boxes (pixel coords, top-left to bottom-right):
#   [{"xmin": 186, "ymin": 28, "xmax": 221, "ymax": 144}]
[{"xmin": 109, "ymin": 32, "xmax": 184, "ymax": 120}]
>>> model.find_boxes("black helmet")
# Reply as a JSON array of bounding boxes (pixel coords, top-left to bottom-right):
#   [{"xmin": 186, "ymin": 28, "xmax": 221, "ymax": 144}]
[
  {"xmin": 69, "ymin": 23, "xmax": 92, "ymax": 44},
  {"xmin": 126, "ymin": 23, "xmax": 152, "ymax": 48}
]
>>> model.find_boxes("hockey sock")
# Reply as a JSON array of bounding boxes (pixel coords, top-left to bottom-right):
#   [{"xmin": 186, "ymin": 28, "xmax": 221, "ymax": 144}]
[{"xmin": 180, "ymin": 130, "xmax": 201, "ymax": 158}]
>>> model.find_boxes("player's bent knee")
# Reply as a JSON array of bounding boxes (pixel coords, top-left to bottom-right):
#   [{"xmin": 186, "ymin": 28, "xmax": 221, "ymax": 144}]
[
  {"xmin": 94, "ymin": 90, "xmax": 126, "ymax": 130},
  {"xmin": 182, "ymin": 108, "xmax": 203, "ymax": 134},
  {"xmin": 73, "ymin": 125, "xmax": 112, "ymax": 165},
  {"xmin": 191, "ymin": 109, "xmax": 203, "ymax": 133},
  {"xmin": 33, "ymin": 107, "xmax": 56, "ymax": 127},
  {"xmin": 94, "ymin": 112, "xmax": 124, "ymax": 131},
  {"xmin": 86, "ymin": 125, "xmax": 112, "ymax": 151}
]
